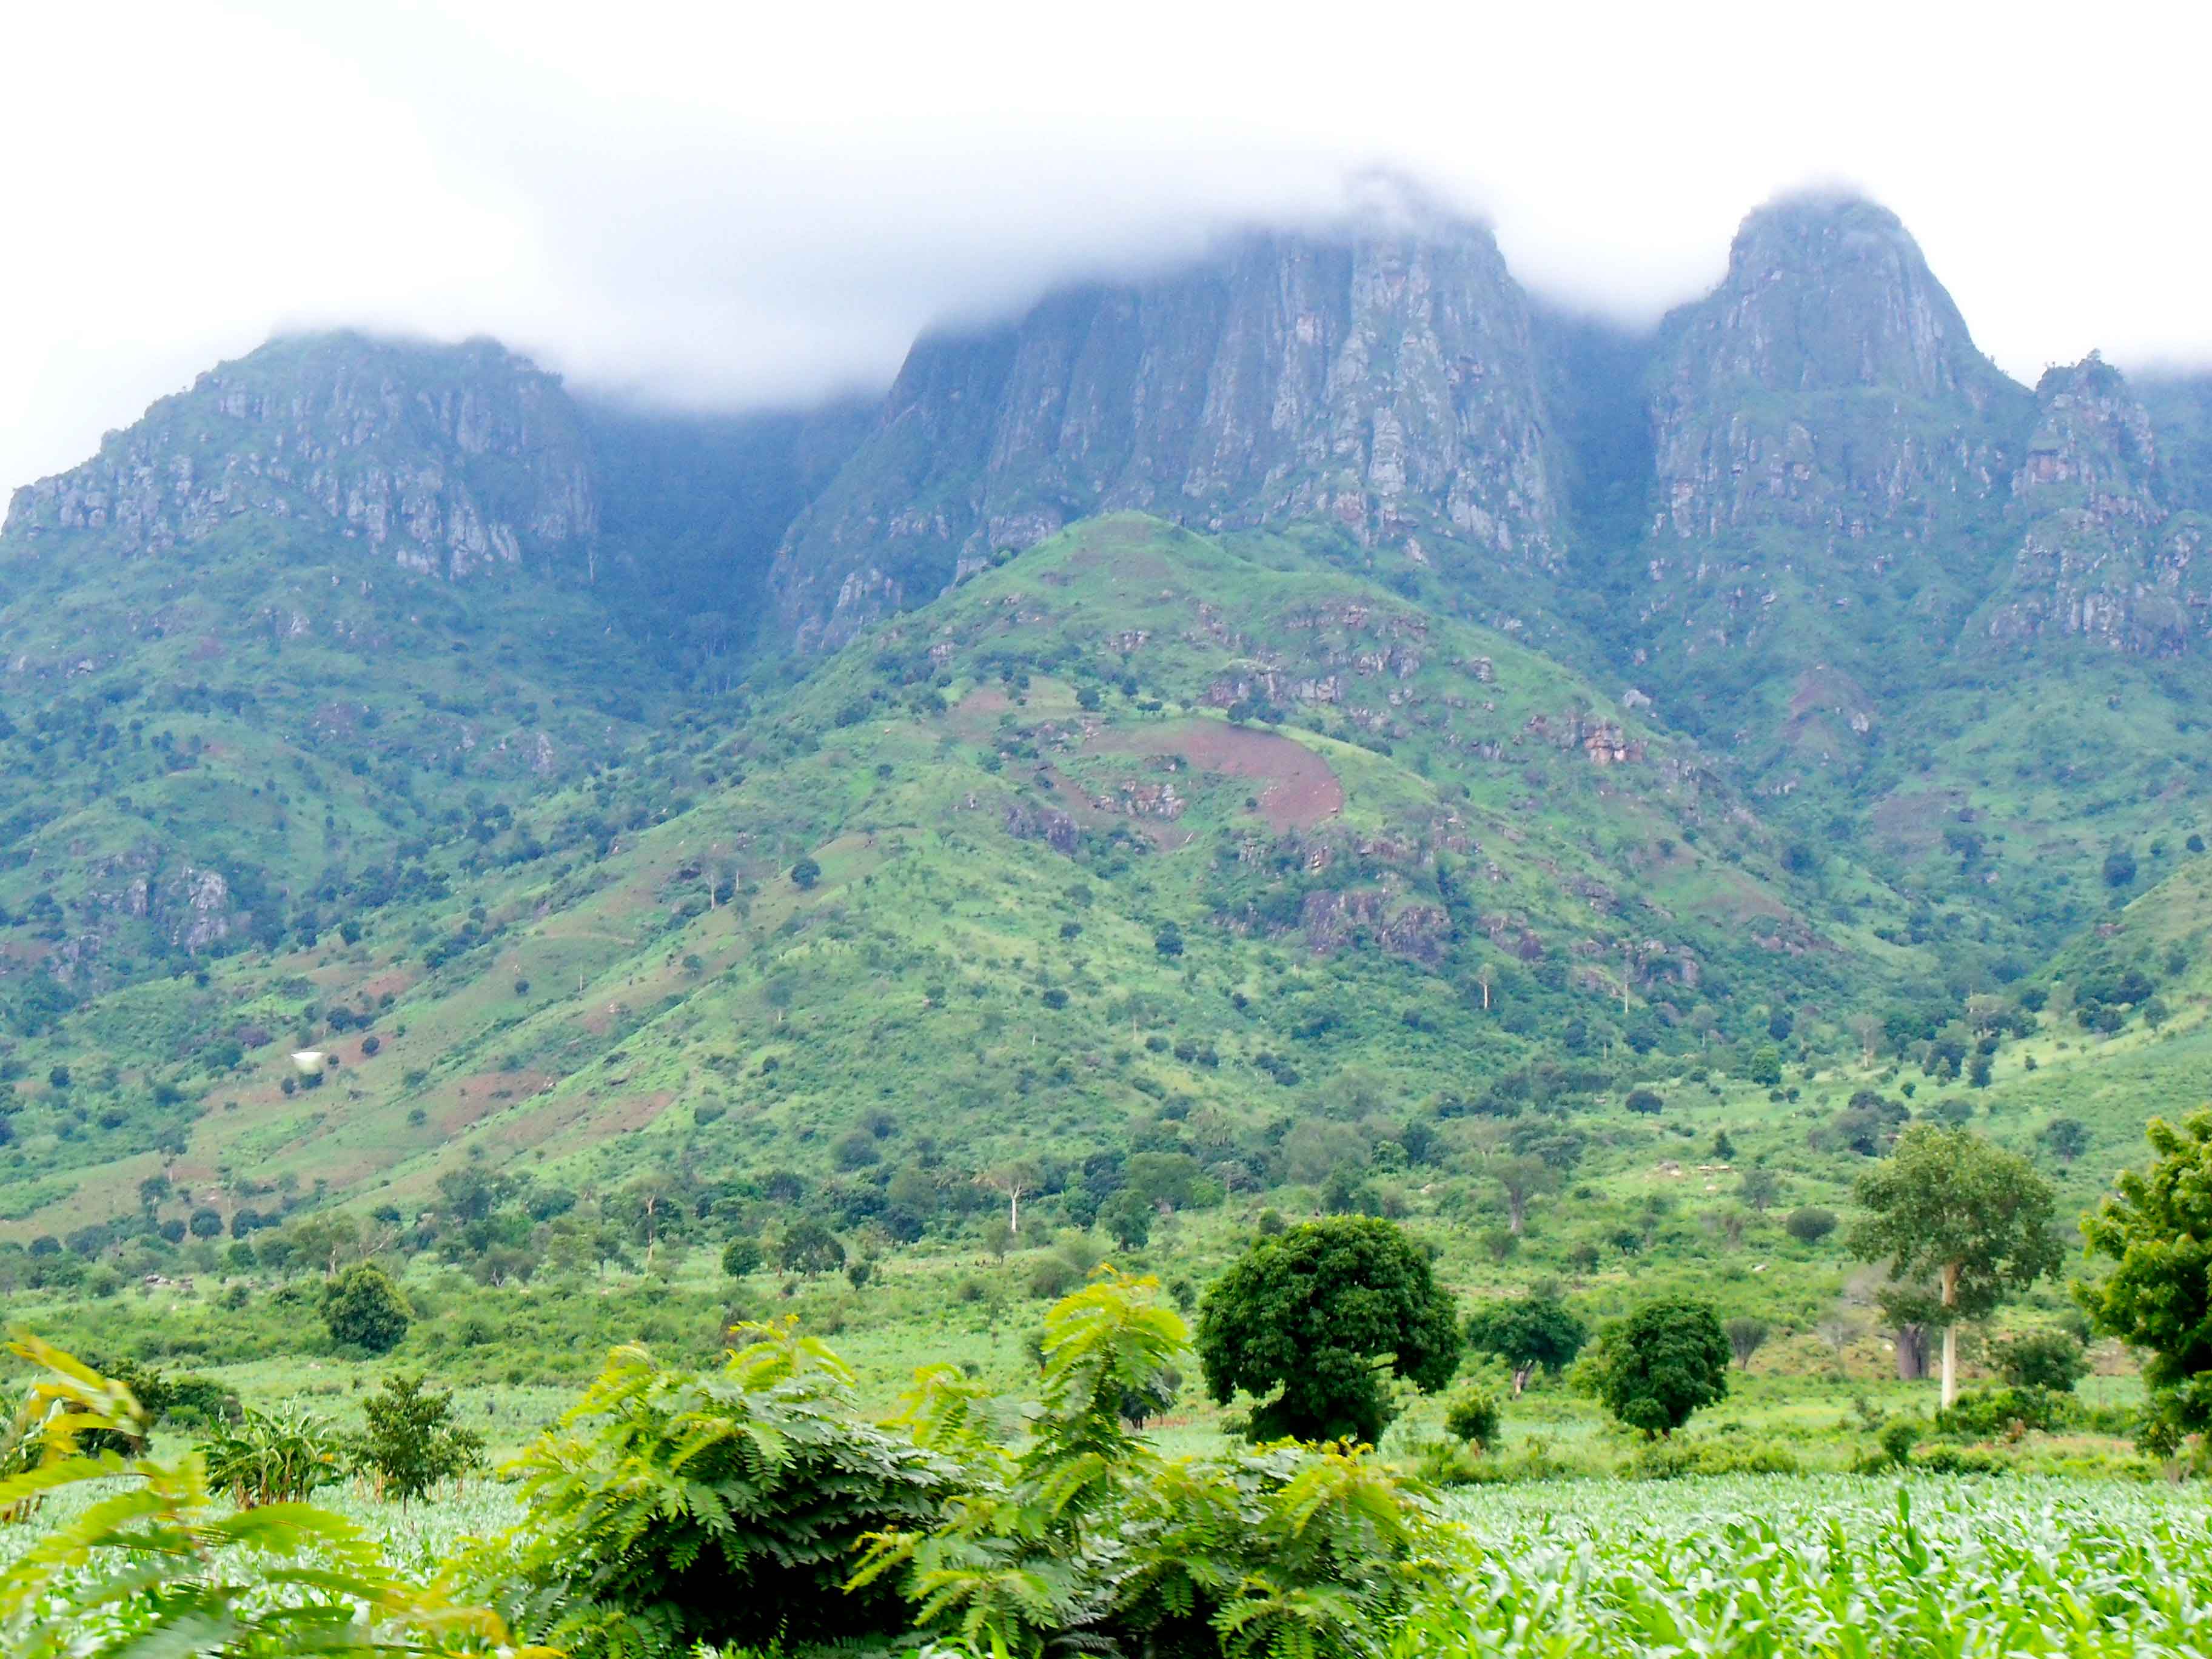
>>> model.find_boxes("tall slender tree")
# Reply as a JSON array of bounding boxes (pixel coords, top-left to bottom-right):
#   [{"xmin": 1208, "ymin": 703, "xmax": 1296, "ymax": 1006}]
[{"xmin": 1849, "ymin": 1126, "xmax": 2062, "ymax": 1407}]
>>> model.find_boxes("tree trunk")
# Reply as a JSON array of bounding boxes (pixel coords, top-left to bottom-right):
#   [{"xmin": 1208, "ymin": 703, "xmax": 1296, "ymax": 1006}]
[
  {"xmin": 1511, "ymin": 1364, "xmax": 1532, "ymax": 1396},
  {"xmin": 1895, "ymin": 1324, "xmax": 1926, "ymax": 1381},
  {"xmin": 1506, "ymin": 1191, "xmax": 1526, "ymax": 1234},
  {"xmin": 1939, "ymin": 1261, "xmax": 1960, "ymax": 1409}
]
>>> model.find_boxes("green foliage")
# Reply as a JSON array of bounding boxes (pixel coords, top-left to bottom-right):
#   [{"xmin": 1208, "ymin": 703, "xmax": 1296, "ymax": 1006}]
[
  {"xmin": 2077, "ymin": 1108, "xmax": 2212, "ymax": 1450},
  {"xmin": 1412, "ymin": 1482, "xmax": 2212, "ymax": 1654},
  {"xmin": 203, "ymin": 1403, "xmax": 346, "ymax": 1506},
  {"xmin": 720, "ymin": 1235, "xmax": 764, "ymax": 1279},
  {"xmin": 323, "ymin": 1262, "xmax": 413, "ymax": 1355},
  {"xmin": 1849, "ymin": 1127, "xmax": 2062, "ymax": 1400},
  {"xmin": 855, "ymin": 1271, "xmax": 1444, "ymax": 1659},
  {"xmin": 1783, "ymin": 1205, "xmax": 1838, "ymax": 1245},
  {"xmin": 780, "ymin": 1219, "xmax": 846, "ymax": 1275},
  {"xmin": 1441, "ymin": 1387, "xmax": 1501, "ymax": 1451},
  {"xmin": 486, "ymin": 1321, "xmax": 960, "ymax": 1657},
  {"xmin": 1586, "ymin": 1298, "xmax": 1731, "ymax": 1438},
  {"xmin": 1197, "ymin": 1217, "xmax": 1460, "ymax": 1444},
  {"xmin": 354, "ymin": 1373, "xmax": 486, "ymax": 1506},
  {"xmin": 1463, "ymin": 1293, "xmax": 1588, "ymax": 1393},
  {"xmin": 1992, "ymin": 1329, "xmax": 2090, "ymax": 1394},
  {"xmin": 0, "ymin": 1334, "xmax": 532, "ymax": 1656}
]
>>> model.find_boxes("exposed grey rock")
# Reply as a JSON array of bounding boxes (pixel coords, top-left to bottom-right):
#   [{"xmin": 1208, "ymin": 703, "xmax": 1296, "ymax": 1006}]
[
  {"xmin": 770, "ymin": 206, "xmax": 1565, "ymax": 649},
  {"xmin": 4, "ymin": 333, "xmax": 597, "ymax": 578}
]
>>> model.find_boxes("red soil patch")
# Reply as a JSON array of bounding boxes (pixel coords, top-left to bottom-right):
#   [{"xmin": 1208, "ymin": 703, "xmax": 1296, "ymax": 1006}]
[
  {"xmin": 958, "ymin": 686, "xmax": 1012, "ymax": 716},
  {"xmin": 1090, "ymin": 719, "xmax": 1344, "ymax": 831},
  {"xmin": 437, "ymin": 1068, "xmax": 552, "ymax": 1134}
]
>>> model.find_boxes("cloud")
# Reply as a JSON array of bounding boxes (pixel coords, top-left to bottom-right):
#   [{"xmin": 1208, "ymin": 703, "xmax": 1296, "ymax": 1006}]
[{"xmin": 6, "ymin": 0, "xmax": 2210, "ymax": 497}]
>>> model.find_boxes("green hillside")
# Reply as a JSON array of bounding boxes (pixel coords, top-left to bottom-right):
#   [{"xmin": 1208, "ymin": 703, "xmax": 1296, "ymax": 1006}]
[{"xmin": 0, "ymin": 513, "xmax": 1880, "ymax": 1229}]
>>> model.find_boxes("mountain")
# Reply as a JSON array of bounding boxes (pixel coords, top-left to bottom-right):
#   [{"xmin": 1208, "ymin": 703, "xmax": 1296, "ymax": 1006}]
[
  {"xmin": 5, "ymin": 332, "xmax": 599, "ymax": 578},
  {"xmin": 769, "ymin": 201, "xmax": 1568, "ymax": 652},
  {"xmin": 9, "ymin": 187, "xmax": 2212, "ymax": 1264},
  {"xmin": 1622, "ymin": 195, "xmax": 2033, "ymax": 761},
  {"xmin": 0, "ymin": 509, "xmax": 1889, "ymax": 1241}
]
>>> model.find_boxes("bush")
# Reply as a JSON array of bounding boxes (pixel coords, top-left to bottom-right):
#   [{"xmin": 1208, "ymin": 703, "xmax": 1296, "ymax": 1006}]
[
  {"xmin": 1623, "ymin": 1438, "xmax": 1800, "ymax": 1480},
  {"xmin": 323, "ymin": 1262, "xmax": 412, "ymax": 1354},
  {"xmin": 1784, "ymin": 1206, "xmax": 1838, "ymax": 1244},
  {"xmin": 1878, "ymin": 1416, "xmax": 1922, "ymax": 1467},
  {"xmin": 1937, "ymin": 1386, "xmax": 2070, "ymax": 1439},
  {"xmin": 354, "ymin": 1374, "xmax": 485, "ymax": 1505},
  {"xmin": 483, "ymin": 1324, "xmax": 963, "ymax": 1656},
  {"xmin": 1442, "ymin": 1386, "xmax": 1501, "ymax": 1451},
  {"xmin": 1993, "ymin": 1329, "xmax": 2090, "ymax": 1393}
]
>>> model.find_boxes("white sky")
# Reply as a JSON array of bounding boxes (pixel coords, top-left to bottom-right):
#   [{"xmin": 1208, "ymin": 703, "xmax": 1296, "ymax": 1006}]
[{"xmin": 5, "ymin": 0, "xmax": 2208, "ymax": 497}]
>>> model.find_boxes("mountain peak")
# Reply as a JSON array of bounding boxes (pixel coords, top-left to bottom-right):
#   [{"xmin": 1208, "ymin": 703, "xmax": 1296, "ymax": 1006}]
[
  {"xmin": 3, "ymin": 329, "xmax": 597, "ymax": 577},
  {"xmin": 1684, "ymin": 190, "xmax": 1987, "ymax": 399}
]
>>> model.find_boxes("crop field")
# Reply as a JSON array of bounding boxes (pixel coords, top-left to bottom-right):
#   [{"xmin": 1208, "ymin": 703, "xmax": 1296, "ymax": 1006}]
[{"xmin": 1419, "ymin": 1477, "xmax": 2212, "ymax": 1657}]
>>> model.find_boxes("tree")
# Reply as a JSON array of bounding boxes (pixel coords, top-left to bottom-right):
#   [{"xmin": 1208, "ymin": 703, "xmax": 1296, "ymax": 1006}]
[
  {"xmin": 1463, "ymin": 1292, "xmax": 1588, "ymax": 1395},
  {"xmin": 1492, "ymin": 1154, "xmax": 1555, "ymax": 1235},
  {"xmin": 977, "ymin": 1160, "xmax": 1040, "ymax": 1234},
  {"xmin": 1994, "ymin": 1329, "xmax": 2090, "ymax": 1393},
  {"xmin": 1724, "ymin": 1316, "xmax": 1769, "ymax": 1370},
  {"xmin": 790, "ymin": 856, "xmax": 821, "ymax": 890},
  {"xmin": 1587, "ymin": 1298, "xmax": 1730, "ymax": 1438},
  {"xmin": 1738, "ymin": 1165, "xmax": 1784, "ymax": 1213},
  {"xmin": 352, "ymin": 1373, "xmax": 485, "ymax": 1505},
  {"xmin": 1624, "ymin": 1087, "xmax": 1663, "ymax": 1116},
  {"xmin": 1098, "ymin": 1189, "xmax": 1153, "ymax": 1252},
  {"xmin": 780, "ymin": 1219, "xmax": 846, "ymax": 1276},
  {"xmin": 1785, "ymin": 1205, "xmax": 1838, "ymax": 1245},
  {"xmin": 1196, "ymin": 1216, "xmax": 1459, "ymax": 1443},
  {"xmin": 2040, "ymin": 1116, "xmax": 2090, "ymax": 1164},
  {"xmin": 187, "ymin": 1208, "xmax": 223, "ymax": 1239},
  {"xmin": 2077, "ymin": 1110, "xmax": 2212, "ymax": 1454},
  {"xmin": 721, "ymin": 1236, "xmax": 763, "ymax": 1279},
  {"xmin": 1442, "ymin": 1387, "xmax": 1500, "ymax": 1451},
  {"xmin": 322, "ymin": 1262, "xmax": 411, "ymax": 1355},
  {"xmin": 1850, "ymin": 1125, "xmax": 2062, "ymax": 1408}
]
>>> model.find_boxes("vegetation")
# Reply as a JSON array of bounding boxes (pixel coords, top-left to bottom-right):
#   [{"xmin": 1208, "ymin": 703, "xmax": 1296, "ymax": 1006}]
[
  {"xmin": 2078, "ymin": 1109, "xmax": 2212, "ymax": 1460},
  {"xmin": 1196, "ymin": 1217, "xmax": 1460, "ymax": 1443},
  {"xmin": 1849, "ymin": 1127, "xmax": 2063, "ymax": 1407},
  {"xmin": 1586, "ymin": 1298, "xmax": 1731, "ymax": 1438}
]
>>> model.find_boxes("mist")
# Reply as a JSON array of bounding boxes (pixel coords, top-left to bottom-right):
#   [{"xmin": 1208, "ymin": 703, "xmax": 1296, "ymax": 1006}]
[{"xmin": 6, "ymin": 0, "xmax": 2209, "ymax": 499}]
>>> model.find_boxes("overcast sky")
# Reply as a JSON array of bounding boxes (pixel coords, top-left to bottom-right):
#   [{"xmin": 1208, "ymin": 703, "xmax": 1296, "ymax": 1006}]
[{"xmin": 6, "ymin": 1, "xmax": 2208, "ymax": 497}]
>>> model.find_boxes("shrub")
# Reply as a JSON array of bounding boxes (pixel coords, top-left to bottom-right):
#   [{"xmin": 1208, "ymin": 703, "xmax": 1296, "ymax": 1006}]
[
  {"xmin": 1879, "ymin": 1416, "xmax": 1922, "ymax": 1467},
  {"xmin": 1784, "ymin": 1205, "xmax": 1838, "ymax": 1244},
  {"xmin": 354, "ymin": 1374, "xmax": 484, "ymax": 1506},
  {"xmin": 1993, "ymin": 1329, "xmax": 2090, "ymax": 1393},
  {"xmin": 483, "ymin": 1324, "xmax": 962, "ymax": 1656},
  {"xmin": 1443, "ymin": 1386, "xmax": 1501, "ymax": 1451},
  {"xmin": 1937, "ymin": 1386, "xmax": 2070, "ymax": 1439},
  {"xmin": 1624, "ymin": 1438, "xmax": 1800, "ymax": 1480},
  {"xmin": 322, "ymin": 1262, "xmax": 411, "ymax": 1354}
]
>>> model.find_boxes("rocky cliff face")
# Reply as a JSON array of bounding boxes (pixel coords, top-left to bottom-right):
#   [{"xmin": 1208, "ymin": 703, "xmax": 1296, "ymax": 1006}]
[
  {"xmin": 1640, "ymin": 195, "xmax": 2029, "ymax": 639},
  {"xmin": 1979, "ymin": 357, "xmax": 2212, "ymax": 654},
  {"xmin": 3, "ymin": 332, "xmax": 597, "ymax": 578},
  {"xmin": 769, "ymin": 208, "xmax": 1565, "ymax": 649}
]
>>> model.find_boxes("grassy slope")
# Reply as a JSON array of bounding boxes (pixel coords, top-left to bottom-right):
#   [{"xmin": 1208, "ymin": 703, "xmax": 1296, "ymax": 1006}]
[{"xmin": 3, "ymin": 512, "xmax": 1906, "ymax": 1232}]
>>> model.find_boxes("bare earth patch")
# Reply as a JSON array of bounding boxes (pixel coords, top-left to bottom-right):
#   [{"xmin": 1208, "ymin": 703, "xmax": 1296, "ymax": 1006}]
[{"xmin": 1090, "ymin": 719, "xmax": 1344, "ymax": 831}]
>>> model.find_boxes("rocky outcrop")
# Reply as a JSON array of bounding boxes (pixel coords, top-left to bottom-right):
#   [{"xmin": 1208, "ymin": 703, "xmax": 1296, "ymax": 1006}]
[
  {"xmin": 4, "ymin": 333, "xmax": 598, "ymax": 578},
  {"xmin": 1979, "ymin": 357, "xmax": 2212, "ymax": 654},
  {"xmin": 770, "ymin": 196, "xmax": 1566, "ymax": 649},
  {"xmin": 1642, "ymin": 195, "xmax": 2029, "ymax": 605}
]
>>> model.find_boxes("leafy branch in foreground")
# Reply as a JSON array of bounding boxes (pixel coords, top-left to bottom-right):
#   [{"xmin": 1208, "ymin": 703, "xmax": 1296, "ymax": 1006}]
[{"xmin": 0, "ymin": 1330, "xmax": 542, "ymax": 1658}]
